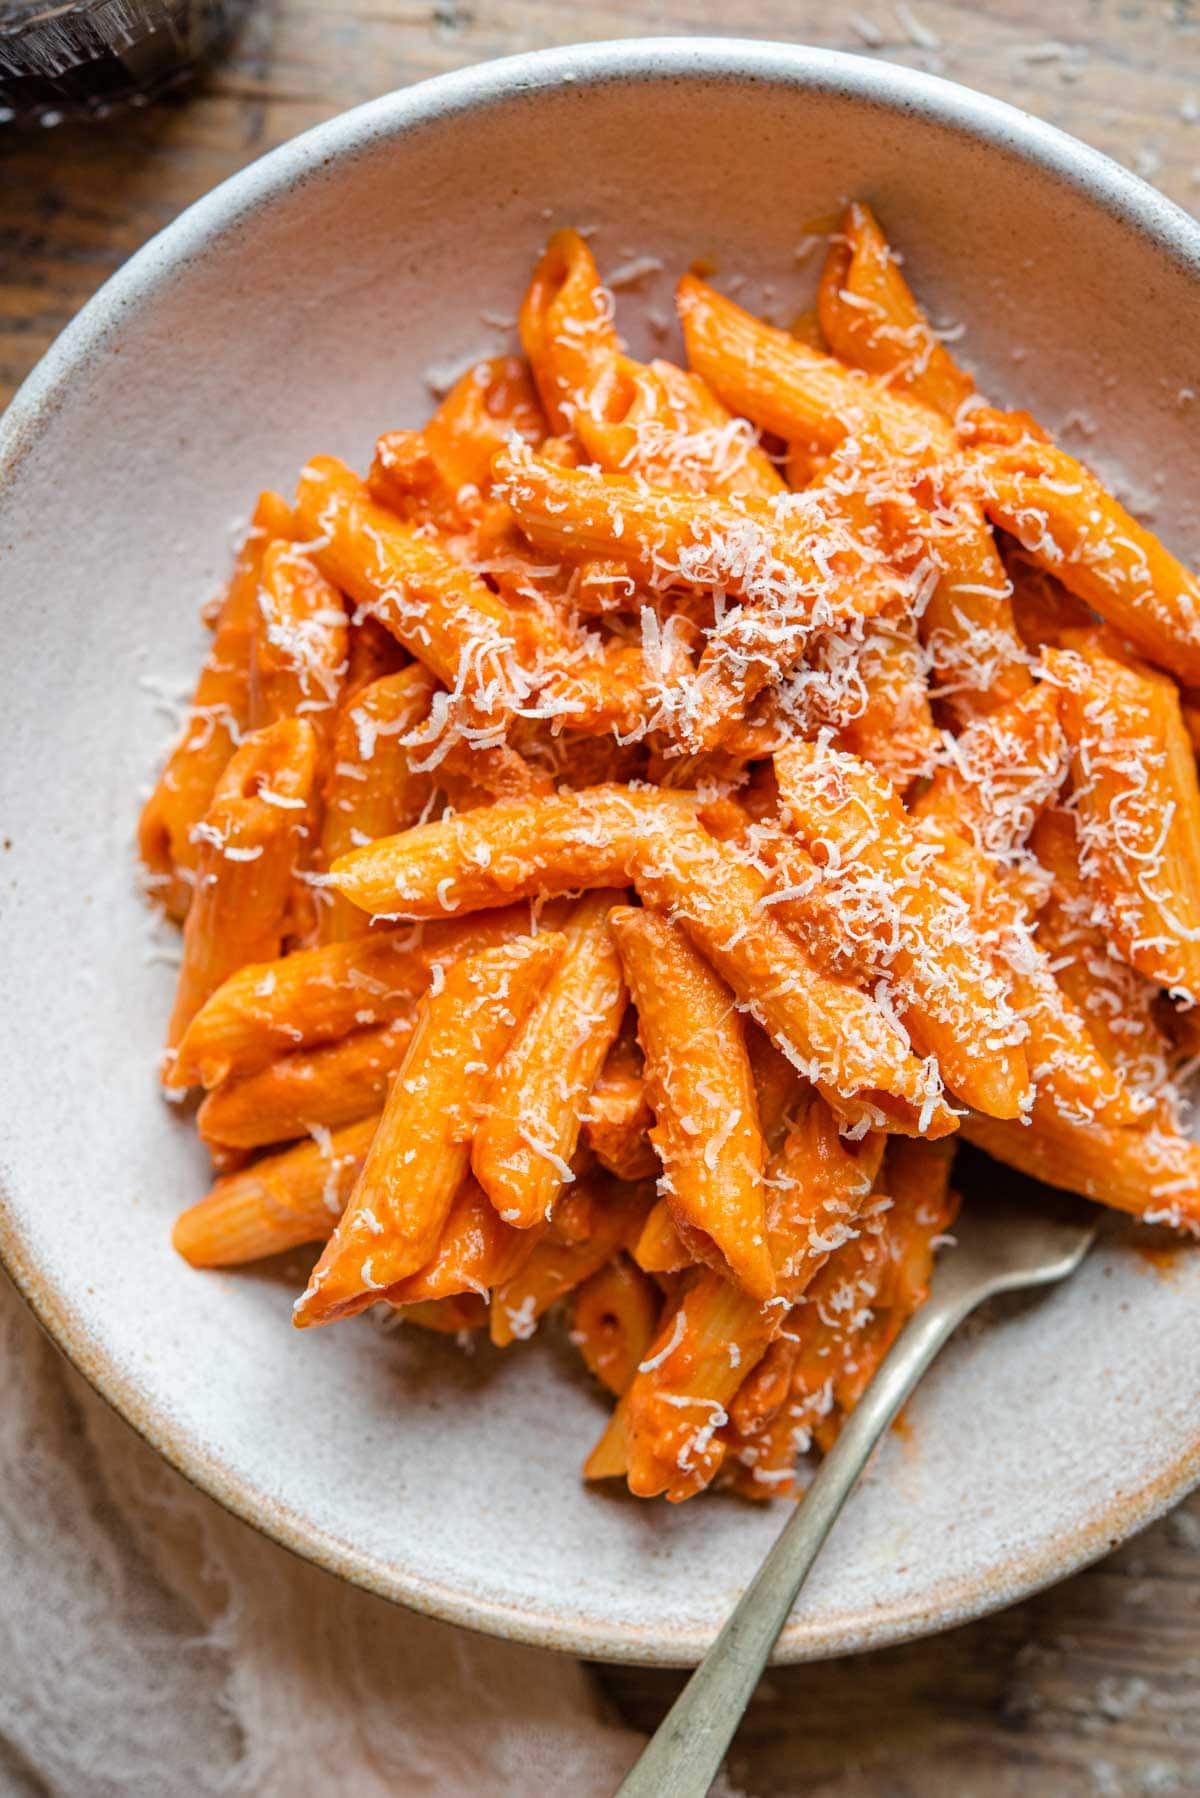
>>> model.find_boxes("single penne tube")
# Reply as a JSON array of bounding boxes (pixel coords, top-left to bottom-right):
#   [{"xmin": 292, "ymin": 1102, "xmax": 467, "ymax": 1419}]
[
  {"xmin": 828, "ymin": 607, "xmax": 942, "ymax": 787},
  {"xmin": 913, "ymin": 814, "xmax": 1145, "ymax": 1127},
  {"xmin": 676, "ymin": 271, "xmax": 955, "ymax": 460},
  {"xmin": 196, "ymin": 1015, "xmax": 416, "ymax": 1150},
  {"xmin": 870, "ymin": 1135, "xmax": 961, "ymax": 1308},
  {"xmin": 972, "ymin": 439, "xmax": 1200, "ymax": 686},
  {"xmin": 723, "ymin": 1371, "xmax": 809, "ymax": 1500},
  {"xmin": 915, "ymin": 490, "xmax": 1033, "ymax": 723},
  {"xmin": 139, "ymin": 491, "xmax": 295, "ymax": 920},
  {"xmin": 493, "ymin": 442, "xmax": 902, "ymax": 743},
  {"xmin": 774, "ymin": 740, "xmax": 1031, "ymax": 1118},
  {"xmin": 293, "ymin": 455, "xmax": 525, "ymax": 715},
  {"xmin": 425, "ymin": 354, "xmax": 547, "ymax": 494},
  {"xmin": 631, "ymin": 1198, "xmax": 692, "ymax": 1274},
  {"xmin": 726, "ymin": 1331, "xmax": 798, "ymax": 1441},
  {"xmin": 622, "ymin": 1100, "xmax": 884, "ymax": 1501},
  {"xmin": 250, "ymin": 539, "xmax": 349, "ymax": 734},
  {"xmin": 368, "ymin": 429, "xmax": 464, "ymax": 530},
  {"xmin": 495, "ymin": 433, "xmax": 899, "ymax": 590},
  {"xmin": 571, "ymin": 1253, "xmax": 662, "ymax": 1394},
  {"xmin": 764, "ymin": 1095, "xmax": 888, "ymax": 1303},
  {"xmin": 1044, "ymin": 643, "xmax": 1200, "ymax": 1000},
  {"xmin": 173, "ymin": 904, "xmax": 537, "ymax": 1088},
  {"xmin": 816, "ymin": 201, "xmax": 976, "ymax": 419},
  {"xmin": 622, "ymin": 1269, "xmax": 777, "ymax": 1500},
  {"xmin": 316, "ymin": 665, "xmax": 437, "ymax": 941},
  {"xmin": 627, "ymin": 815, "xmax": 958, "ymax": 1138},
  {"xmin": 1029, "ymin": 806, "xmax": 1171, "ymax": 1102},
  {"xmin": 329, "ymin": 784, "xmax": 698, "ymax": 920},
  {"xmin": 777, "ymin": 1203, "xmax": 905, "ymax": 1453},
  {"xmin": 489, "ymin": 1178, "xmax": 652, "ymax": 1346},
  {"xmin": 472, "ymin": 890, "xmax": 628, "ymax": 1227},
  {"xmin": 912, "ymin": 683, "xmax": 1066, "ymax": 861},
  {"xmin": 172, "ymin": 1114, "xmax": 379, "ymax": 1268},
  {"xmin": 293, "ymin": 932, "xmax": 565, "ymax": 1328},
  {"xmin": 579, "ymin": 1027, "xmax": 659, "ymax": 1181},
  {"xmin": 165, "ymin": 717, "xmax": 318, "ymax": 1069},
  {"xmin": 610, "ymin": 906, "xmax": 774, "ymax": 1301},
  {"xmin": 963, "ymin": 1109, "xmax": 1200, "ymax": 1231},
  {"xmin": 573, "ymin": 352, "xmax": 784, "ymax": 500},
  {"xmin": 519, "ymin": 228, "xmax": 623, "ymax": 434},
  {"xmin": 383, "ymin": 1176, "xmax": 544, "ymax": 1306}
]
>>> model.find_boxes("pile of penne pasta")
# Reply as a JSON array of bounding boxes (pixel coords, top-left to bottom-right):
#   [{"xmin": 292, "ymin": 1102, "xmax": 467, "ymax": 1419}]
[{"xmin": 141, "ymin": 204, "xmax": 1200, "ymax": 1502}]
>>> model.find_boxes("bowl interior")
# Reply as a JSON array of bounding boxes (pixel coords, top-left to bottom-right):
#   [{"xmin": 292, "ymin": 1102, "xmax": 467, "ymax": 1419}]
[{"xmin": 2, "ymin": 41, "xmax": 1199, "ymax": 1665}]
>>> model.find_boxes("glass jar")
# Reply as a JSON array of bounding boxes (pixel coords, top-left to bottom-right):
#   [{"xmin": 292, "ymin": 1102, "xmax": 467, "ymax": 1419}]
[{"xmin": 0, "ymin": 0, "xmax": 253, "ymax": 125}]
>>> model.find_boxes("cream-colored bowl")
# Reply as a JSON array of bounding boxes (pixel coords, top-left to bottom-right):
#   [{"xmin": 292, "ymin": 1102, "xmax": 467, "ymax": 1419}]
[{"xmin": 2, "ymin": 40, "xmax": 1199, "ymax": 1667}]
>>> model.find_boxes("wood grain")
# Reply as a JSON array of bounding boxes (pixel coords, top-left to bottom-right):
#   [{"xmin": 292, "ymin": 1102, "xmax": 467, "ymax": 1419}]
[{"xmin": 4, "ymin": 4, "xmax": 1200, "ymax": 1792}]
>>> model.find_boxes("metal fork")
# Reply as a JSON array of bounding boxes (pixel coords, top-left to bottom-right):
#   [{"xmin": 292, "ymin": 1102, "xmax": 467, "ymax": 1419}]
[{"xmin": 616, "ymin": 1161, "xmax": 1099, "ymax": 1798}]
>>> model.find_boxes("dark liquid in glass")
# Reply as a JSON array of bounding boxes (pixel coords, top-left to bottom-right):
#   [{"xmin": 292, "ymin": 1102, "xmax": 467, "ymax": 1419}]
[{"xmin": 0, "ymin": 0, "xmax": 250, "ymax": 123}]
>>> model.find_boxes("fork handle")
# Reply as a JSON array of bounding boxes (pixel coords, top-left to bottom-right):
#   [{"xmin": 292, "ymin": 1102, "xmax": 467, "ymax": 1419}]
[{"xmin": 614, "ymin": 1282, "xmax": 983, "ymax": 1798}]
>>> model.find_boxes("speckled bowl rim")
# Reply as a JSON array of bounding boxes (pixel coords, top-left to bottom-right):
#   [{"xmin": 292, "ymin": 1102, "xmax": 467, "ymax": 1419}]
[{"xmin": 3, "ymin": 37, "xmax": 1200, "ymax": 1668}]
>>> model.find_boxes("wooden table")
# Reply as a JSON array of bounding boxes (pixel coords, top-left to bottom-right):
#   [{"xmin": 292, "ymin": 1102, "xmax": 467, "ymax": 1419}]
[{"xmin": 4, "ymin": 5, "xmax": 1200, "ymax": 1792}]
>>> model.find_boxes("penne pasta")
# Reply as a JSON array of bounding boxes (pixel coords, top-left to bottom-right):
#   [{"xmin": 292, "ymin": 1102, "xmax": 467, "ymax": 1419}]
[
  {"xmin": 519, "ymin": 228, "xmax": 623, "ymax": 435},
  {"xmin": 914, "ymin": 814, "xmax": 1145, "ymax": 1127},
  {"xmin": 165, "ymin": 717, "xmax": 318, "ymax": 1071},
  {"xmin": 915, "ymin": 494, "xmax": 1033, "ymax": 723},
  {"xmin": 472, "ymin": 890, "xmax": 628, "ymax": 1227},
  {"xmin": 913, "ymin": 682, "xmax": 1066, "ymax": 862},
  {"xmin": 426, "ymin": 354, "xmax": 547, "ymax": 494},
  {"xmin": 627, "ymin": 814, "xmax": 957, "ymax": 1138},
  {"xmin": 173, "ymin": 1114, "xmax": 379, "ymax": 1268},
  {"xmin": 490, "ymin": 1179, "xmax": 652, "ymax": 1347},
  {"xmin": 328, "ymin": 784, "xmax": 697, "ymax": 921},
  {"xmin": 631, "ymin": 1198, "xmax": 692, "ymax": 1274},
  {"xmin": 611, "ymin": 907, "xmax": 774, "ymax": 1301},
  {"xmin": 294, "ymin": 455, "xmax": 527, "ymax": 722},
  {"xmin": 139, "ymin": 492, "xmax": 296, "ymax": 920},
  {"xmin": 621, "ymin": 1098, "xmax": 885, "ymax": 1501},
  {"xmin": 250, "ymin": 540, "xmax": 349, "ymax": 738},
  {"xmin": 493, "ymin": 442, "xmax": 905, "ymax": 746},
  {"xmin": 1030, "ymin": 806, "xmax": 1173, "ymax": 1105},
  {"xmin": 572, "ymin": 1254, "xmax": 662, "ymax": 1395},
  {"xmin": 677, "ymin": 271, "xmax": 954, "ymax": 460},
  {"xmin": 196, "ymin": 1016, "xmax": 415, "ymax": 1151},
  {"xmin": 816, "ymin": 201, "xmax": 975, "ymax": 419},
  {"xmin": 396, "ymin": 1294, "xmax": 489, "ymax": 1334},
  {"xmin": 315, "ymin": 665, "xmax": 436, "ymax": 941},
  {"xmin": 573, "ymin": 351, "xmax": 785, "ymax": 501},
  {"xmin": 973, "ymin": 439, "xmax": 1200, "ymax": 686},
  {"xmin": 383, "ymin": 1176, "xmax": 543, "ymax": 1306},
  {"xmin": 173, "ymin": 904, "xmax": 536, "ymax": 1089},
  {"xmin": 294, "ymin": 932, "xmax": 565, "ymax": 1327},
  {"xmin": 1044, "ymin": 643, "xmax": 1200, "ymax": 1001},
  {"xmin": 963, "ymin": 1109, "xmax": 1200, "ymax": 1231},
  {"xmin": 149, "ymin": 215, "xmax": 1200, "ymax": 1511},
  {"xmin": 775, "ymin": 739, "xmax": 1031, "ymax": 1118}
]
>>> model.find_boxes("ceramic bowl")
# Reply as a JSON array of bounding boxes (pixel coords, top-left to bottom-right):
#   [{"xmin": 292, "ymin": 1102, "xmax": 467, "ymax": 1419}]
[{"xmin": 2, "ymin": 39, "xmax": 1199, "ymax": 1667}]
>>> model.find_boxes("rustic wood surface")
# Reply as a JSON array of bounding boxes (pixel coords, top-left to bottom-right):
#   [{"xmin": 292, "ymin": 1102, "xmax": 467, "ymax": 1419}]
[{"xmin": 3, "ymin": 4, "xmax": 1200, "ymax": 1793}]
